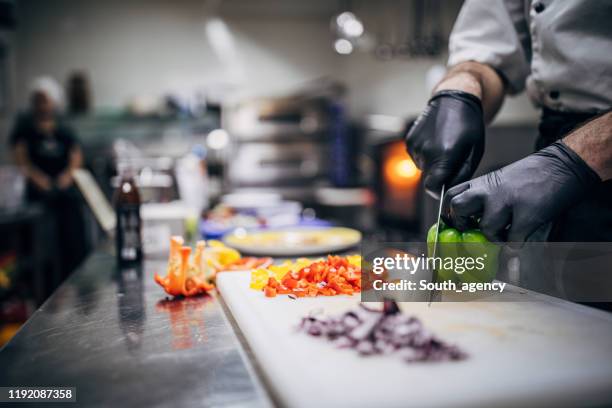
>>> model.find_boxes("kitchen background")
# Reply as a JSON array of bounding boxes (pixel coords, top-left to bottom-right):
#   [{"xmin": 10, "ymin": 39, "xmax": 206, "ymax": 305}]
[{"xmin": 0, "ymin": 0, "xmax": 539, "ymax": 344}]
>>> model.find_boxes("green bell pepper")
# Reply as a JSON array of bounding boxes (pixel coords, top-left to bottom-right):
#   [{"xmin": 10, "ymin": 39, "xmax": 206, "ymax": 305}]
[{"xmin": 427, "ymin": 222, "xmax": 500, "ymax": 283}]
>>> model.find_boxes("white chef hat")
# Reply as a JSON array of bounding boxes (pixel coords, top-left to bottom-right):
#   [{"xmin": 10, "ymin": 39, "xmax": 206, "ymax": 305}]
[{"xmin": 29, "ymin": 76, "xmax": 64, "ymax": 108}]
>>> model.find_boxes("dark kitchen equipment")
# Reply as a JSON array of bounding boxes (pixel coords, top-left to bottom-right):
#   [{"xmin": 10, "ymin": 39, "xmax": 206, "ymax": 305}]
[
  {"xmin": 223, "ymin": 82, "xmax": 345, "ymax": 202},
  {"xmin": 374, "ymin": 136, "xmax": 424, "ymax": 233}
]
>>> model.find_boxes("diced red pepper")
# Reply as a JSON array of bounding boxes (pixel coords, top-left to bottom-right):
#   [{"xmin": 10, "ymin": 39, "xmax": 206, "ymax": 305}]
[
  {"xmin": 264, "ymin": 286, "xmax": 277, "ymax": 297},
  {"xmin": 283, "ymin": 277, "xmax": 298, "ymax": 289},
  {"xmin": 262, "ymin": 255, "xmax": 361, "ymax": 299},
  {"xmin": 267, "ymin": 277, "xmax": 279, "ymax": 288}
]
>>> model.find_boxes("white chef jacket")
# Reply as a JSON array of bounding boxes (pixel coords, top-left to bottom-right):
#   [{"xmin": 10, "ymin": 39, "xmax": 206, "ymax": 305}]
[{"xmin": 448, "ymin": 0, "xmax": 612, "ymax": 114}]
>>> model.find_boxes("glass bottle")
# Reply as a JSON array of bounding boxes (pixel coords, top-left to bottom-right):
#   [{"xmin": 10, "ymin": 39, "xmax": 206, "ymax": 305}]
[{"xmin": 114, "ymin": 166, "xmax": 143, "ymax": 265}]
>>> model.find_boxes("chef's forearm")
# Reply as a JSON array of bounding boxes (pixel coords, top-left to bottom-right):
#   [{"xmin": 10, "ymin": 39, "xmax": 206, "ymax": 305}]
[
  {"xmin": 434, "ymin": 61, "xmax": 506, "ymax": 124},
  {"xmin": 563, "ymin": 111, "xmax": 612, "ymax": 181}
]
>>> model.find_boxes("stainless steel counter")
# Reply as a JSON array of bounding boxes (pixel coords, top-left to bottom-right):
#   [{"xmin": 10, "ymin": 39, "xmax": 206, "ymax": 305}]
[{"xmin": 0, "ymin": 248, "xmax": 271, "ymax": 407}]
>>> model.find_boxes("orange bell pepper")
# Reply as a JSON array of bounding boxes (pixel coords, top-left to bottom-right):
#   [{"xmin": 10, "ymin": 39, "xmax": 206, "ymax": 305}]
[{"xmin": 154, "ymin": 236, "xmax": 215, "ymax": 297}]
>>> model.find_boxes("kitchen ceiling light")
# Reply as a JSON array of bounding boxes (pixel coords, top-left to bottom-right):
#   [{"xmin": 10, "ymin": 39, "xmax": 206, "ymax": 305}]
[
  {"xmin": 336, "ymin": 12, "xmax": 355, "ymax": 28},
  {"xmin": 207, "ymin": 129, "xmax": 230, "ymax": 150},
  {"xmin": 342, "ymin": 18, "xmax": 364, "ymax": 38},
  {"xmin": 334, "ymin": 38, "xmax": 353, "ymax": 55},
  {"xmin": 335, "ymin": 11, "xmax": 364, "ymax": 38}
]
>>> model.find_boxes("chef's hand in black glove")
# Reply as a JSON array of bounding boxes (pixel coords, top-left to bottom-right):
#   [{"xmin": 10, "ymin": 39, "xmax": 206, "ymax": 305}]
[
  {"xmin": 405, "ymin": 90, "xmax": 485, "ymax": 198},
  {"xmin": 442, "ymin": 141, "xmax": 601, "ymax": 245}
]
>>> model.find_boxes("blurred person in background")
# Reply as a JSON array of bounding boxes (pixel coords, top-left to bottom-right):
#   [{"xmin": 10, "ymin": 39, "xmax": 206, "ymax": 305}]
[{"xmin": 9, "ymin": 77, "xmax": 87, "ymax": 278}]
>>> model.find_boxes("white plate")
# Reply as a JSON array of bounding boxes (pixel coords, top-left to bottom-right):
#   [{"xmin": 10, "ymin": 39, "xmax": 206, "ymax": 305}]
[{"xmin": 223, "ymin": 226, "xmax": 362, "ymax": 256}]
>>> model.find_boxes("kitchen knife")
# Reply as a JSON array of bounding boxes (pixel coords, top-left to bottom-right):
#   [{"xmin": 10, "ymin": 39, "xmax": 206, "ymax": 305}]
[{"xmin": 428, "ymin": 184, "xmax": 445, "ymax": 305}]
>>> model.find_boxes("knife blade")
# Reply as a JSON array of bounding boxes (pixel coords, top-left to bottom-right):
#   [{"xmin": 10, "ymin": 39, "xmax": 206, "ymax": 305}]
[{"xmin": 428, "ymin": 184, "xmax": 445, "ymax": 305}]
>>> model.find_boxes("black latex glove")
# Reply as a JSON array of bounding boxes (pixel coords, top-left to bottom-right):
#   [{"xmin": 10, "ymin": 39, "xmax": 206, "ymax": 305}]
[
  {"xmin": 405, "ymin": 90, "xmax": 485, "ymax": 198},
  {"xmin": 442, "ymin": 141, "xmax": 601, "ymax": 245}
]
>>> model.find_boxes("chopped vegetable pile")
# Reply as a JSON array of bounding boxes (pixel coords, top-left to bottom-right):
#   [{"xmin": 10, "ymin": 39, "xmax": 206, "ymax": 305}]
[
  {"xmin": 155, "ymin": 236, "xmax": 272, "ymax": 297},
  {"xmin": 251, "ymin": 255, "xmax": 362, "ymax": 298},
  {"xmin": 251, "ymin": 258, "xmax": 316, "ymax": 290},
  {"xmin": 299, "ymin": 300, "xmax": 466, "ymax": 362}
]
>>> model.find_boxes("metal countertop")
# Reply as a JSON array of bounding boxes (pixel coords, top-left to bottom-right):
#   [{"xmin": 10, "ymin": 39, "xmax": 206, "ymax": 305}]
[{"xmin": 0, "ymin": 248, "xmax": 271, "ymax": 407}]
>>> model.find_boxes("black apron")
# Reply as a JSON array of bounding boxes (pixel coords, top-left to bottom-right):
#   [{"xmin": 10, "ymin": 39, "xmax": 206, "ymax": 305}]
[
  {"xmin": 518, "ymin": 109, "xmax": 612, "ymax": 309},
  {"xmin": 535, "ymin": 108, "xmax": 612, "ymax": 242}
]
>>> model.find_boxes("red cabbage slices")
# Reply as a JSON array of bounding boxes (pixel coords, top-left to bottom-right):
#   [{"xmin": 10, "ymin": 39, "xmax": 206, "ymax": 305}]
[{"xmin": 299, "ymin": 300, "xmax": 466, "ymax": 362}]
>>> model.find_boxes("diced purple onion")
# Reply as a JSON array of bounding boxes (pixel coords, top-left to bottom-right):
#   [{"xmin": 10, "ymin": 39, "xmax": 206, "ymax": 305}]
[{"xmin": 298, "ymin": 300, "xmax": 466, "ymax": 363}]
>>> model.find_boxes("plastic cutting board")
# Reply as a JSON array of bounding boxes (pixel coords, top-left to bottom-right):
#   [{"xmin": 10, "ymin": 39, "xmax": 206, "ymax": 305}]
[{"xmin": 217, "ymin": 272, "xmax": 612, "ymax": 408}]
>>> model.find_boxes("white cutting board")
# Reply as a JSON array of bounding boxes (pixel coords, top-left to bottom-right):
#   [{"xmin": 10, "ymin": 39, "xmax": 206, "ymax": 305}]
[{"xmin": 217, "ymin": 272, "xmax": 612, "ymax": 408}]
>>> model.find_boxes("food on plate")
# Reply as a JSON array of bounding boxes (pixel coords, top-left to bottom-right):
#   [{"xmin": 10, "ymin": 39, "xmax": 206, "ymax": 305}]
[
  {"xmin": 201, "ymin": 205, "xmax": 263, "ymax": 238},
  {"xmin": 300, "ymin": 300, "xmax": 466, "ymax": 362},
  {"xmin": 206, "ymin": 204, "xmax": 262, "ymax": 226},
  {"xmin": 251, "ymin": 255, "xmax": 362, "ymax": 298},
  {"xmin": 427, "ymin": 221, "xmax": 500, "ymax": 283},
  {"xmin": 155, "ymin": 236, "xmax": 272, "ymax": 297},
  {"xmin": 226, "ymin": 227, "xmax": 361, "ymax": 249}
]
